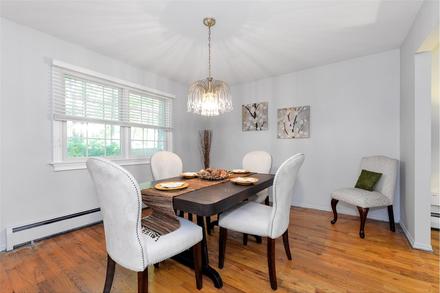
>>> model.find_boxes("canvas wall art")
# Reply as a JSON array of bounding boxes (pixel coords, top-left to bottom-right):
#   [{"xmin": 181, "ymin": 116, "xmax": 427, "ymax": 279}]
[
  {"xmin": 242, "ymin": 102, "xmax": 268, "ymax": 131},
  {"xmin": 277, "ymin": 105, "xmax": 310, "ymax": 138}
]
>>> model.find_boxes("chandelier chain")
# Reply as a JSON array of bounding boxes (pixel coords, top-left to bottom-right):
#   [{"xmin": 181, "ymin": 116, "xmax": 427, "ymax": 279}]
[{"xmin": 208, "ymin": 25, "xmax": 211, "ymax": 78}]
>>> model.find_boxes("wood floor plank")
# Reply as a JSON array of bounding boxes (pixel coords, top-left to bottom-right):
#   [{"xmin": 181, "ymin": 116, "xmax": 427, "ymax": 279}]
[{"xmin": 0, "ymin": 207, "xmax": 438, "ymax": 292}]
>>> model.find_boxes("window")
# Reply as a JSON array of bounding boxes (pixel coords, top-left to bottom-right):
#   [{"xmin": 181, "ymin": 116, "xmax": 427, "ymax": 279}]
[
  {"xmin": 66, "ymin": 122, "xmax": 121, "ymax": 158},
  {"xmin": 51, "ymin": 61, "xmax": 173, "ymax": 170}
]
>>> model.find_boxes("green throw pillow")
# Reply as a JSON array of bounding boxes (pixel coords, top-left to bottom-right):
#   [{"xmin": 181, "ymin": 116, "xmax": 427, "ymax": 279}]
[{"xmin": 355, "ymin": 169, "xmax": 382, "ymax": 191}]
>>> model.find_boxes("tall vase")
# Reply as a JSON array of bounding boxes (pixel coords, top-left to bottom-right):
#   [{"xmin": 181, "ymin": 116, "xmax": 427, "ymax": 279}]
[{"xmin": 199, "ymin": 129, "xmax": 212, "ymax": 169}]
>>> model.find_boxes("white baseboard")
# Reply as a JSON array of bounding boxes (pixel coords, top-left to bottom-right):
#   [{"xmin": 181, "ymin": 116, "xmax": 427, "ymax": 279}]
[{"xmin": 400, "ymin": 222, "xmax": 433, "ymax": 252}]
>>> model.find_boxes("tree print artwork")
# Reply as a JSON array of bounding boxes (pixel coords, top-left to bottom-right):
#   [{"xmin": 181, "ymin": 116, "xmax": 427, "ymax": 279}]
[
  {"xmin": 277, "ymin": 106, "xmax": 310, "ymax": 138},
  {"xmin": 242, "ymin": 102, "xmax": 268, "ymax": 131}
]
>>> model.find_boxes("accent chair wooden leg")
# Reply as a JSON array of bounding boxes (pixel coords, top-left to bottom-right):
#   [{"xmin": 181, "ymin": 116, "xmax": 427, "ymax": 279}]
[
  {"xmin": 267, "ymin": 238, "xmax": 277, "ymax": 290},
  {"xmin": 193, "ymin": 242, "xmax": 203, "ymax": 289},
  {"xmin": 137, "ymin": 268, "xmax": 148, "ymax": 293},
  {"xmin": 218, "ymin": 227, "xmax": 227, "ymax": 269},
  {"xmin": 265, "ymin": 197, "xmax": 270, "ymax": 206},
  {"xmin": 243, "ymin": 234, "xmax": 248, "ymax": 245},
  {"xmin": 282, "ymin": 230, "xmax": 292, "ymax": 260},
  {"xmin": 331, "ymin": 199, "xmax": 339, "ymax": 224},
  {"xmin": 103, "ymin": 254, "xmax": 116, "ymax": 293},
  {"xmin": 357, "ymin": 206, "xmax": 369, "ymax": 239},
  {"xmin": 255, "ymin": 235, "xmax": 262, "ymax": 244},
  {"xmin": 387, "ymin": 205, "xmax": 396, "ymax": 232},
  {"xmin": 153, "ymin": 263, "xmax": 159, "ymax": 269}
]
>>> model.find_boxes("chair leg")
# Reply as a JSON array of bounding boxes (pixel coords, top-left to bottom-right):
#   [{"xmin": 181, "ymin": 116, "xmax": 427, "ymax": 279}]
[
  {"xmin": 265, "ymin": 197, "xmax": 270, "ymax": 206},
  {"xmin": 188, "ymin": 213, "xmax": 193, "ymax": 221},
  {"xmin": 357, "ymin": 206, "xmax": 369, "ymax": 239},
  {"xmin": 387, "ymin": 205, "xmax": 396, "ymax": 232},
  {"xmin": 137, "ymin": 269, "xmax": 148, "ymax": 293},
  {"xmin": 153, "ymin": 263, "xmax": 159, "ymax": 269},
  {"xmin": 243, "ymin": 234, "xmax": 248, "ymax": 245},
  {"xmin": 103, "ymin": 254, "xmax": 116, "ymax": 293},
  {"xmin": 218, "ymin": 227, "xmax": 227, "ymax": 269},
  {"xmin": 179, "ymin": 210, "xmax": 184, "ymax": 217},
  {"xmin": 331, "ymin": 199, "xmax": 339, "ymax": 224},
  {"xmin": 282, "ymin": 230, "xmax": 292, "ymax": 260},
  {"xmin": 255, "ymin": 235, "xmax": 262, "ymax": 244},
  {"xmin": 267, "ymin": 238, "xmax": 277, "ymax": 290},
  {"xmin": 192, "ymin": 242, "xmax": 203, "ymax": 290}
]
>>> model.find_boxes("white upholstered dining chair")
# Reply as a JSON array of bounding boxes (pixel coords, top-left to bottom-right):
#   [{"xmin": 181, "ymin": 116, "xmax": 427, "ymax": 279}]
[
  {"xmin": 241, "ymin": 151, "xmax": 272, "ymax": 245},
  {"xmin": 150, "ymin": 151, "xmax": 183, "ymax": 180},
  {"xmin": 87, "ymin": 158, "xmax": 203, "ymax": 293},
  {"xmin": 218, "ymin": 153, "xmax": 305, "ymax": 290},
  {"xmin": 330, "ymin": 155, "xmax": 398, "ymax": 239},
  {"xmin": 150, "ymin": 150, "xmax": 193, "ymax": 222},
  {"xmin": 243, "ymin": 150, "xmax": 272, "ymax": 205}
]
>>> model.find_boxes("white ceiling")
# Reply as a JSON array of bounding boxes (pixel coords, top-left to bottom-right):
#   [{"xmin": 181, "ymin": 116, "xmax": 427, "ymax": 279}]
[{"xmin": 0, "ymin": 0, "xmax": 422, "ymax": 85}]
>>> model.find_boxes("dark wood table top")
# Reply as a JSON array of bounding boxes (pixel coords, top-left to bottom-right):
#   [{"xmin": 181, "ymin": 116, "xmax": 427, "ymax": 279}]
[{"xmin": 141, "ymin": 173, "xmax": 274, "ymax": 217}]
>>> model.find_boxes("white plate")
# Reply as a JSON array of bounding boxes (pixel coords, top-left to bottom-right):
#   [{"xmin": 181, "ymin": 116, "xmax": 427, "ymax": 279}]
[
  {"xmin": 232, "ymin": 169, "xmax": 250, "ymax": 174},
  {"xmin": 181, "ymin": 172, "xmax": 198, "ymax": 178},
  {"xmin": 160, "ymin": 182, "xmax": 185, "ymax": 188},
  {"xmin": 230, "ymin": 177, "xmax": 259, "ymax": 185}
]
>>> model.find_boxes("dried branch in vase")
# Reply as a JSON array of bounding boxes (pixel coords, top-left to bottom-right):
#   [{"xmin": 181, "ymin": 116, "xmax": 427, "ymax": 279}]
[{"xmin": 199, "ymin": 129, "xmax": 212, "ymax": 169}]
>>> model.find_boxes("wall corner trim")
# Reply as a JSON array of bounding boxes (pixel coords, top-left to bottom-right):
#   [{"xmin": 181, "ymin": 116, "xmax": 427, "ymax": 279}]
[{"xmin": 400, "ymin": 222, "xmax": 433, "ymax": 252}]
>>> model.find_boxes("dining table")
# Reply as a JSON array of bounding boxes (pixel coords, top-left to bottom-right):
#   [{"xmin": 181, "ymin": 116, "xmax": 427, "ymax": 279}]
[{"xmin": 140, "ymin": 173, "xmax": 274, "ymax": 289}]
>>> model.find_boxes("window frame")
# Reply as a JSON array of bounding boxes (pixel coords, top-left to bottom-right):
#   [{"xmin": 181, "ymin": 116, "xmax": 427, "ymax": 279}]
[{"xmin": 50, "ymin": 60, "xmax": 174, "ymax": 171}]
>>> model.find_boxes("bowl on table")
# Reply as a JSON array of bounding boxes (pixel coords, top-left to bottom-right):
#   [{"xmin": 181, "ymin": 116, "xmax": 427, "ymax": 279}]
[{"xmin": 198, "ymin": 168, "xmax": 229, "ymax": 180}]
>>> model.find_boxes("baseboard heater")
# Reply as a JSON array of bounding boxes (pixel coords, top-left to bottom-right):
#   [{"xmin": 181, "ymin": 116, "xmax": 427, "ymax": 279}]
[{"xmin": 6, "ymin": 208, "xmax": 102, "ymax": 251}]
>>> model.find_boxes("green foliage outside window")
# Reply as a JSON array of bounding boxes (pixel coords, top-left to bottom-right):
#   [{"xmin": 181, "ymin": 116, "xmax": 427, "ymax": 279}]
[{"xmin": 66, "ymin": 122, "xmax": 121, "ymax": 158}]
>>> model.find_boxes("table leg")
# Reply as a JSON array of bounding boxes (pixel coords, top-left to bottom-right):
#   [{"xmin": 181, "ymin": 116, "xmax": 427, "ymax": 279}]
[
  {"xmin": 196, "ymin": 215, "xmax": 223, "ymax": 288},
  {"xmin": 171, "ymin": 215, "xmax": 223, "ymax": 289}
]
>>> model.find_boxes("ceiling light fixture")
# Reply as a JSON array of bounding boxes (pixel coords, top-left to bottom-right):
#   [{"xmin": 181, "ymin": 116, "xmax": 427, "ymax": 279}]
[{"xmin": 187, "ymin": 17, "xmax": 232, "ymax": 116}]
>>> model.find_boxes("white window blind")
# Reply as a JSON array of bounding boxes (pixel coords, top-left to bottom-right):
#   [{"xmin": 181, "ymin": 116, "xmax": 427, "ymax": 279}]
[
  {"xmin": 52, "ymin": 64, "xmax": 173, "ymax": 130},
  {"xmin": 51, "ymin": 61, "xmax": 174, "ymax": 167}
]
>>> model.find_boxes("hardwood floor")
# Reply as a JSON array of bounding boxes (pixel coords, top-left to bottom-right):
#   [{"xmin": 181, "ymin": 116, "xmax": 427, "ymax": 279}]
[{"xmin": 0, "ymin": 207, "xmax": 438, "ymax": 293}]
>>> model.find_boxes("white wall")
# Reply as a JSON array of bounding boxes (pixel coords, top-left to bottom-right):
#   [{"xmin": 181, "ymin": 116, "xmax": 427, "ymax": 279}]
[
  {"xmin": 209, "ymin": 50, "xmax": 400, "ymax": 222},
  {"xmin": 400, "ymin": 0, "xmax": 439, "ymax": 251},
  {"xmin": 432, "ymin": 46, "xmax": 439, "ymax": 196},
  {"xmin": 0, "ymin": 18, "xmax": 204, "ymax": 250}
]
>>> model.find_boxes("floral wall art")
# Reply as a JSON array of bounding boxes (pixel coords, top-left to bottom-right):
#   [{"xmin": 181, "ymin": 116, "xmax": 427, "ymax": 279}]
[
  {"xmin": 277, "ymin": 106, "xmax": 310, "ymax": 138},
  {"xmin": 242, "ymin": 102, "xmax": 268, "ymax": 131}
]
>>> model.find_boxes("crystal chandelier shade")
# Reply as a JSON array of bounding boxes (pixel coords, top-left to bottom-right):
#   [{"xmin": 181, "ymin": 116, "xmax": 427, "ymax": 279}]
[{"xmin": 187, "ymin": 17, "xmax": 233, "ymax": 116}]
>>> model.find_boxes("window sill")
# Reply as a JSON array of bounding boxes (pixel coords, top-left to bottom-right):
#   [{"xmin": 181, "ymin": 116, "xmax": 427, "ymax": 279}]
[{"xmin": 50, "ymin": 158, "xmax": 150, "ymax": 171}]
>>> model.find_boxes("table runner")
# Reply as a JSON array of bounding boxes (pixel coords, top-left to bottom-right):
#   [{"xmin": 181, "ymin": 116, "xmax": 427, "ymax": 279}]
[{"xmin": 141, "ymin": 173, "xmax": 254, "ymax": 238}]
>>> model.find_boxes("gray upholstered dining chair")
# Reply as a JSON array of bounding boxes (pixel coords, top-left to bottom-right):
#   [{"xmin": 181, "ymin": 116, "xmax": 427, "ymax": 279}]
[
  {"xmin": 330, "ymin": 155, "xmax": 398, "ymax": 238},
  {"xmin": 87, "ymin": 158, "xmax": 203, "ymax": 293},
  {"xmin": 218, "ymin": 153, "xmax": 305, "ymax": 290}
]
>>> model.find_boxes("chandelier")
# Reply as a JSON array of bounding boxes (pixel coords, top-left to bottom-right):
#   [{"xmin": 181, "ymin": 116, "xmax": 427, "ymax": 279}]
[{"xmin": 187, "ymin": 17, "xmax": 233, "ymax": 116}]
